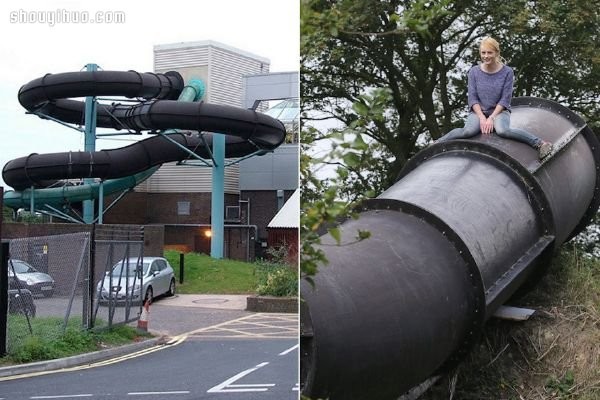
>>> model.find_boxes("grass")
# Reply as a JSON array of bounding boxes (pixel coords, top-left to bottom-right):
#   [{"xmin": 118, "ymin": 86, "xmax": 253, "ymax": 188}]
[
  {"xmin": 164, "ymin": 249, "xmax": 298, "ymax": 296},
  {"xmin": 421, "ymin": 244, "xmax": 600, "ymax": 399},
  {"xmin": 1, "ymin": 316, "xmax": 152, "ymax": 366},
  {"xmin": 164, "ymin": 250, "xmax": 260, "ymax": 294}
]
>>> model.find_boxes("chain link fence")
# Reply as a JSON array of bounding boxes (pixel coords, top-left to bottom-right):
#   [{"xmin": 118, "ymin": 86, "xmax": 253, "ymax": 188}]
[
  {"xmin": 7, "ymin": 232, "xmax": 91, "ymax": 353},
  {"xmin": 5, "ymin": 226, "xmax": 144, "ymax": 354},
  {"xmin": 92, "ymin": 226, "xmax": 144, "ymax": 330}
]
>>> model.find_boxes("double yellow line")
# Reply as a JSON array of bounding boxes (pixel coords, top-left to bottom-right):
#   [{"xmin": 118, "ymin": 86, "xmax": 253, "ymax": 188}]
[{"xmin": 0, "ymin": 334, "xmax": 187, "ymax": 382}]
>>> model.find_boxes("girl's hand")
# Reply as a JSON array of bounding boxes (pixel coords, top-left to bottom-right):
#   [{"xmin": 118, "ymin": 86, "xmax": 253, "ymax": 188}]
[{"xmin": 481, "ymin": 116, "xmax": 494, "ymax": 135}]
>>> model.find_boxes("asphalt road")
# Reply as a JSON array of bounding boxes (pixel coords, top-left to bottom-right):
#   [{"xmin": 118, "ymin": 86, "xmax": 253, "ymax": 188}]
[
  {"xmin": 0, "ymin": 338, "xmax": 298, "ymax": 400},
  {"xmin": 2, "ymin": 295, "xmax": 299, "ymax": 400}
]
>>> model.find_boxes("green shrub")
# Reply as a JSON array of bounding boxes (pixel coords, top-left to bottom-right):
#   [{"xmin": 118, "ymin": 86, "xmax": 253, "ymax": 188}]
[{"xmin": 256, "ymin": 266, "xmax": 298, "ymax": 297}]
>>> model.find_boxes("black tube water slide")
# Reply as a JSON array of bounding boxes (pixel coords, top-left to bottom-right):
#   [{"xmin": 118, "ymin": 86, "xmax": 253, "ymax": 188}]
[
  {"xmin": 300, "ymin": 97, "xmax": 600, "ymax": 400},
  {"xmin": 3, "ymin": 70, "xmax": 286, "ymax": 191}
]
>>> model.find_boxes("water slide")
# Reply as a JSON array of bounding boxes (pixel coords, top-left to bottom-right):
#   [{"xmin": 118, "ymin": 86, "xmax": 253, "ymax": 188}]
[
  {"xmin": 2, "ymin": 70, "xmax": 286, "ymax": 209},
  {"xmin": 300, "ymin": 97, "xmax": 600, "ymax": 399}
]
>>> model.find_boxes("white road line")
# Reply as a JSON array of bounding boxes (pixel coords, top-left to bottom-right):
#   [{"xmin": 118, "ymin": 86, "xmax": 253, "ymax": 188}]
[
  {"xmin": 30, "ymin": 395, "xmax": 93, "ymax": 399},
  {"xmin": 127, "ymin": 391, "xmax": 190, "ymax": 395},
  {"xmin": 207, "ymin": 362, "xmax": 274, "ymax": 393},
  {"xmin": 279, "ymin": 344, "xmax": 299, "ymax": 356},
  {"xmin": 227, "ymin": 384, "xmax": 276, "ymax": 388}
]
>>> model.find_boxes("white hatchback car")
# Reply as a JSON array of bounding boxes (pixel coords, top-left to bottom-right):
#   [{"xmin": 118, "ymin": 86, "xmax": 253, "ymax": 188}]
[{"xmin": 97, "ymin": 257, "xmax": 175, "ymax": 304}]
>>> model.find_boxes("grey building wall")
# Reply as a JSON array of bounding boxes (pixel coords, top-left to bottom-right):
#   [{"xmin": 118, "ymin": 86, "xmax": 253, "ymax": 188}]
[
  {"xmin": 239, "ymin": 144, "xmax": 299, "ymax": 191},
  {"xmin": 243, "ymin": 72, "xmax": 299, "ymax": 109},
  {"xmin": 137, "ymin": 40, "xmax": 271, "ymax": 194}
]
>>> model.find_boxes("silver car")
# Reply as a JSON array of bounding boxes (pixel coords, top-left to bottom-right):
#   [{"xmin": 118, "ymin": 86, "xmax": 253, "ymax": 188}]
[
  {"xmin": 8, "ymin": 259, "xmax": 55, "ymax": 298},
  {"xmin": 97, "ymin": 257, "xmax": 176, "ymax": 304}
]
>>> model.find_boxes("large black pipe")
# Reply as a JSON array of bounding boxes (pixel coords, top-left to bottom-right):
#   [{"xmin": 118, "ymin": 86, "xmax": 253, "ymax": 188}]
[
  {"xmin": 300, "ymin": 97, "xmax": 600, "ymax": 399},
  {"xmin": 3, "ymin": 133, "xmax": 255, "ymax": 191},
  {"xmin": 18, "ymin": 70, "xmax": 285, "ymax": 149},
  {"xmin": 4, "ymin": 70, "xmax": 286, "ymax": 190}
]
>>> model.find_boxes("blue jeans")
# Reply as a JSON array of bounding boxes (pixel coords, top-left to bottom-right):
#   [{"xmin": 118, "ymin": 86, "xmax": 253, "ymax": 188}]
[{"xmin": 438, "ymin": 111, "xmax": 541, "ymax": 148}]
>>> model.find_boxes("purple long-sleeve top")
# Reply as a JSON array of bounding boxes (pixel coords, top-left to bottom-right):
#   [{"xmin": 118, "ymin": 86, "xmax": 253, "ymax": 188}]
[{"xmin": 467, "ymin": 65, "xmax": 514, "ymax": 116}]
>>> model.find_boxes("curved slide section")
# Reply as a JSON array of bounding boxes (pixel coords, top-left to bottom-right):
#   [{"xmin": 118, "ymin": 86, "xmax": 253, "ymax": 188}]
[
  {"xmin": 18, "ymin": 70, "xmax": 285, "ymax": 149},
  {"xmin": 4, "ymin": 132, "xmax": 271, "ymax": 191},
  {"xmin": 3, "ymin": 69, "xmax": 286, "ymax": 195},
  {"xmin": 300, "ymin": 97, "xmax": 600, "ymax": 399},
  {"xmin": 3, "ymin": 168, "xmax": 158, "ymax": 209}
]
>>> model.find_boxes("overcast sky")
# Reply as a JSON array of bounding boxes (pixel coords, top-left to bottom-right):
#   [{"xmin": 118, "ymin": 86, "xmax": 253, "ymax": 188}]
[{"xmin": 0, "ymin": 0, "xmax": 299, "ymax": 190}]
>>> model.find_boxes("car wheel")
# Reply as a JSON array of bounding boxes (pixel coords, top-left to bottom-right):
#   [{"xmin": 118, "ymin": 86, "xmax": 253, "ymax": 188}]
[
  {"xmin": 145, "ymin": 287, "xmax": 153, "ymax": 305},
  {"xmin": 167, "ymin": 279, "xmax": 176, "ymax": 297},
  {"xmin": 42, "ymin": 290, "xmax": 54, "ymax": 298}
]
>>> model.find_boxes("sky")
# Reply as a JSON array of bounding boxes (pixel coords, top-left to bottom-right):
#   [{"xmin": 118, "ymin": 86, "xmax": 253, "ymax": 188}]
[{"xmin": 0, "ymin": 0, "xmax": 299, "ymax": 190}]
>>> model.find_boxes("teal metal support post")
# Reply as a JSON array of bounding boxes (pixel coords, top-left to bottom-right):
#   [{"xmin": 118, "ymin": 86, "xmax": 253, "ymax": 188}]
[
  {"xmin": 210, "ymin": 134, "xmax": 225, "ymax": 259},
  {"xmin": 98, "ymin": 181, "xmax": 104, "ymax": 224},
  {"xmin": 29, "ymin": 186, "xmax": 35, "ymax": 215},
  {"xmin": 83, "ymin": 63, "xmax": 98, "ymax": 224}
]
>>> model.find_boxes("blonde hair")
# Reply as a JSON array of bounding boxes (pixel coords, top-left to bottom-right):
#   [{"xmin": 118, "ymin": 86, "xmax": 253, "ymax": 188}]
[{"xmin": 480, "ymin": 37, "xmax": 504, "ymax": 64}]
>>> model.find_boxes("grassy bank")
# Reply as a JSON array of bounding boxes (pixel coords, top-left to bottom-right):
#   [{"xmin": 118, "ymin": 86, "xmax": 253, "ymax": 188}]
[
  {"xmin": 164, "ymin": 250, "xmax": 298, "ymax": 296},
  {"xmin": 164, "ymin": 250, "xmax": 260, "ymax": 294},
  {"xmin": 422, "ymin": 245, "xmax": 600, "ymax": 399},
  {"xmin": 1, "ymin": 317, "xmax": 151, "ymax": 365}
]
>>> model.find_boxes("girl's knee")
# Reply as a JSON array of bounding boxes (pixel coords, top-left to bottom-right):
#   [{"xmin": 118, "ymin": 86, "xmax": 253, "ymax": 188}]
[{"xmin": 494, "ymin": 126, "xmax": 509, "ymax": 137}]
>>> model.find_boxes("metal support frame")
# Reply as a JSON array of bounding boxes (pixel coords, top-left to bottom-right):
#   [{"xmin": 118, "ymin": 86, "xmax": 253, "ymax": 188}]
[
  {"xmin": 83, "ymin": 63, "xmax": 98, "ymax": 224},
  {"xmin": 210, "ymin": 134, "xmax": 226, "ymax": 258},
  {"xmin": 26, "ymin": 111, "xmax": 85, "ymax": 132},
  {"xmin": 39, "ymin": 205, "xmax": 83, "ymax": 224},
  {"xmin": 29, "ymin": 186, "xmax": 35, "ymax": 214},
  {"xmin": 157, "ymin": 131, "xmax": 212, "ymax": 167}
]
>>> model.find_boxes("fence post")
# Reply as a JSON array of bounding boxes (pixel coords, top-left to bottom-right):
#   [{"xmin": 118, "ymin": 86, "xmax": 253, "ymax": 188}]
[
  {"xmin": 86, "ymin": 225, "xmax": 96, "ymax": 329},
  {"xmin": 0, "ymin": 186, "xmax": 7, "ymax": 356},
  {"xmin": 179, "ymin": 253, "xmax": 184, "ymax": 284}
]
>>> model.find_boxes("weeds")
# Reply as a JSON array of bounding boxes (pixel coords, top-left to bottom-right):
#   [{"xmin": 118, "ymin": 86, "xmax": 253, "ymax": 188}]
[
  {"xmin": 421, "ymin": 245, "xmax": 600, "ymax": 399},
  {"xmin": 2, "ymin": 316, "xmax": 150, "ymax": 365}
]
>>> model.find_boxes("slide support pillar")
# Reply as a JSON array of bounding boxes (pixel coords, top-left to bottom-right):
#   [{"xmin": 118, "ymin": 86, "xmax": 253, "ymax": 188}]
[
  {"xmin": 210, "ymin": 134, "xmax": 225, "ymax": 259},
  {"xmin": 83, "ymin": 63, "xmax": 98, "ymax": 224}
]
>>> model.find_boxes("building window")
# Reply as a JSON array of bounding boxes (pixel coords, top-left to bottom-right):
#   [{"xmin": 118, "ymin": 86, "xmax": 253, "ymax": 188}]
[{"xmin": 177, "ymin": 201, "xmax": 190, "ymax": 216}]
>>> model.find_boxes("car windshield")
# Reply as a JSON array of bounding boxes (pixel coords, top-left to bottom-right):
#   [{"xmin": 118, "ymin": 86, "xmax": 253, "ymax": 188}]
[
  {"xmin": 110, "ymin": 260, "xmax": 150, "ymax": 278},
  {"xmin": 9, "ymin": 261, "xmax": 35, "ymax": 274}
]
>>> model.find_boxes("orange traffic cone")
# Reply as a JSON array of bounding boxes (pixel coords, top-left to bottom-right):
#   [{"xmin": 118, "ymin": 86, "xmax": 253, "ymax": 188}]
[{"xmin": 137, "ymin": 300, "xmax": 150, "ymax": 332}]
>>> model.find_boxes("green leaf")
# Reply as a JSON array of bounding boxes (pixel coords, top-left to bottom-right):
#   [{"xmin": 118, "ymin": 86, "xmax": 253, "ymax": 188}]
[
  {"xmin": 342, "ymin": 152, "xmax": 361, "ymax": 168},
  {"xmin": 352, "ymin": 101, "xmax": 369, "ymax": 116},
  {"xmin": 328, "ymin": 227, "xmax": 341, "ymax": 244}
]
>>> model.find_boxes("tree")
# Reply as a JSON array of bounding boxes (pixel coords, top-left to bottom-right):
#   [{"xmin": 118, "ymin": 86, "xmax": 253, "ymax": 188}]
[
  {"xmin": 300, "ymin": 0, "xmax": 600, "ymax": 275},
  {"xmin": 302, "ymin": 0, "xmax": 600, "ymax": 188}
]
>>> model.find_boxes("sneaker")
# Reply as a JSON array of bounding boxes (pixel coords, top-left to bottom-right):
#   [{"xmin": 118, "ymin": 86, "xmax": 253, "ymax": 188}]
[{"xmin": 538, "ymin": 141, "xmax": 553, "ymax": 159}]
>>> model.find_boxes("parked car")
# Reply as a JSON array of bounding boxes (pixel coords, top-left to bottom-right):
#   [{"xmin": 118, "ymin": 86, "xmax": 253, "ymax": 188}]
[
  {"xmin": 8, "ymin": 259, "xmax": 55, "ymax": 298},
  {"xmin": 97, "ymin": 257, "xmax": 175, "ymax": 305},
  {"xmin": 8, "ymin": 288, "xmax": 36, "ymax": 318}
]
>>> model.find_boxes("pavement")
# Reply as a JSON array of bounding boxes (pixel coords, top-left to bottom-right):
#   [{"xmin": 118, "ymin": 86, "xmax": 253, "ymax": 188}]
[{"xmin": 0, "ymin": 294, "xmax": 299, "ymax": 378}]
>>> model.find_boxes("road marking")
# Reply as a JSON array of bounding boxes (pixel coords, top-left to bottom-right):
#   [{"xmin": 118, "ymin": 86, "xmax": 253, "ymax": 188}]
[
  {"xmin": 187, "ymin": 313, "xmax": 298, "ymax": 339},
  {"xmin": 293, "ymin": 383, "xmax": 300, "ymax": 391},
  {"xmin": 0, "ymin": 340, "xmax": 180, "ymax": 382},
  {"xmin": 207, "ymin": 362, "xmax": 275, "ymax": 393},
  {"xmin": 278, "ymin": 344, "xmax": 299, "ymax": 356},
  {"xmin": 30, "ymin": 395, "xmax": 93, "ymax": 399},
  {"xmin": 127, "ymin": 391, "xmax": 190, "ymax": 395}
]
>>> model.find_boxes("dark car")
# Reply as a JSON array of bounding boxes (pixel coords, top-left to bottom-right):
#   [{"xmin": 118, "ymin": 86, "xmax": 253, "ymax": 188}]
[
  {"xmin": 8, "ymin": 288, "xmax": 36, "ymax": 318},
  {"xmin": 8, "ymin": 259, "xmax": 55, "ymax": 298}
]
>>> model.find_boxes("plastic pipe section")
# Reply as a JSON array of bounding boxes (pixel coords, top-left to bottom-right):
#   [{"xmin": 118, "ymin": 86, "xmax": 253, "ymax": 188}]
[
  {"xmin": 300, "ymin": 97, "xmax": 600, "ymax": 400},
  {"xmin": 4, "ymin": 70, "xmax": 286, "ymax": 191},
  {"xmin": 3, "ymin": 79, "xmax": 207, "ymax": 208}
]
